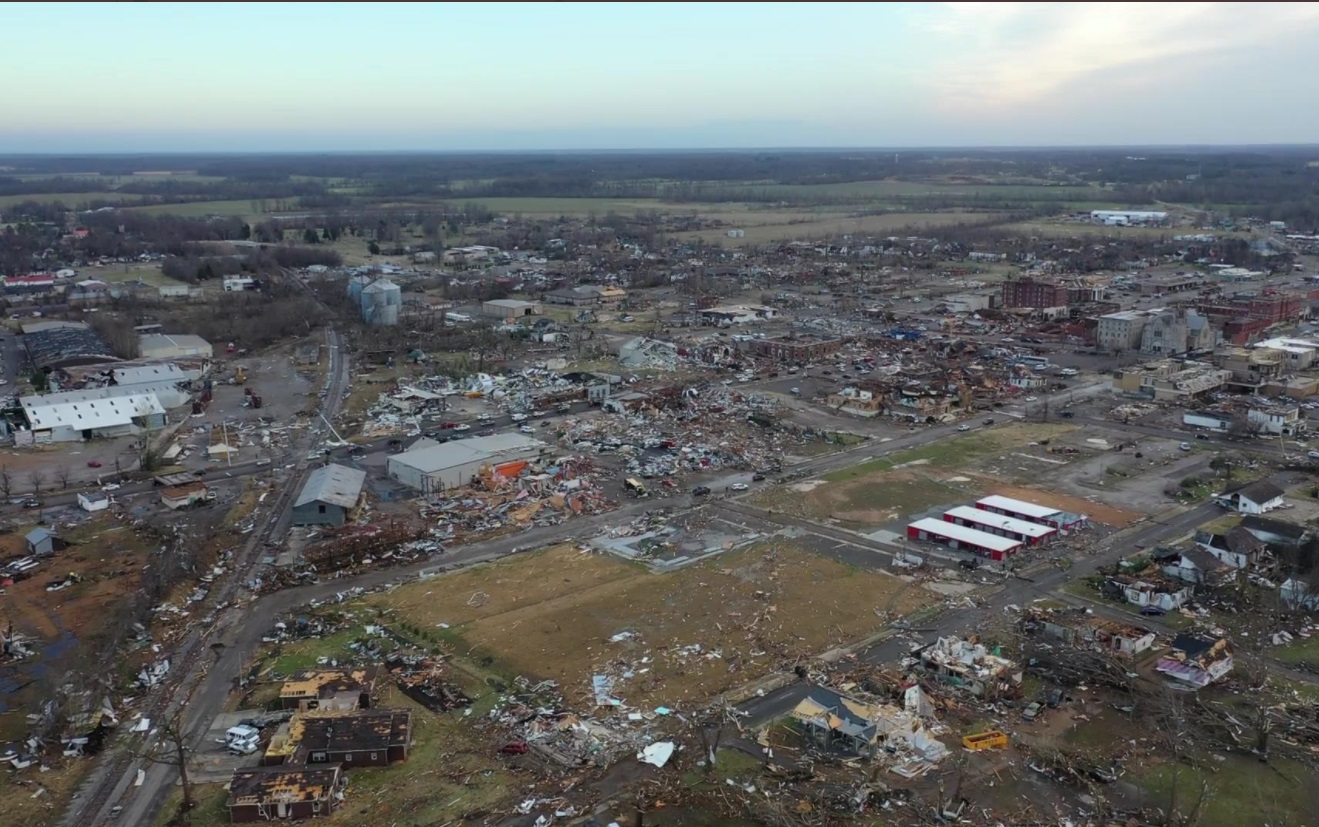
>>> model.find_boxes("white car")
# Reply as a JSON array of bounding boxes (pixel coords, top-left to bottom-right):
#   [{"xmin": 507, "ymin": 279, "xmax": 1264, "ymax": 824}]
[
  {"xmin": 730, "ymin": 483, "xmax": 749, "ymax": 491},
  {"xmin": 101, "ymin": 483, "xmax": 121, "ymax": 492},
  {"xmin": 453, "ymin": 424, "xmax": 471, "ymax": 431},
  {"xmin": 957, "ymin": 424, "xmax": 971, "ymax": 432},
  {"xmin": 510, "ymin": 413, "xmax": 528, "ymax": 423},
  {"xmin": 519, "ymin": 425, "xmax": 535, "ymax": 434}
]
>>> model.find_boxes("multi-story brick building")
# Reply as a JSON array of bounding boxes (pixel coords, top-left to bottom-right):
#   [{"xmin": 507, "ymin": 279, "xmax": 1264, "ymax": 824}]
[
  {"xmin": 1001, "ymin": 278, "xmax": 1069, "ymax": 309},
  {"xmin": 751, "ymin": 335, "xmax": 843, "ymax": 364}
]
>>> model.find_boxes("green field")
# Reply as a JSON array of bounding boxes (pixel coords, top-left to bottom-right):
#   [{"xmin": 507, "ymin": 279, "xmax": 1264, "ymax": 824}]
[
  {"xmin": 430, "ymin": 196, "xmax": 677, "ymax": 215},
  {"xmin": 89, "ymin": 264, "xmax": 185, "ymax": 287},
  {"xmin": 123, "ymin": 199, "xmax": 265, "ymax": 218},
  {"xmin": 721, "ymin": 179, "xmax": 1111, "ymax": 201},
  {"xmin": 0, "ymin": 191, "xmax": 143, "ymax": 208}
]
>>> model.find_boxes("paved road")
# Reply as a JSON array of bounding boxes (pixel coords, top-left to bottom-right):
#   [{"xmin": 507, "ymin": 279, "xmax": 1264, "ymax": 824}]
[
  {"xmin": 65, "ymin": 328, "xmax": 351, "ymax": 827},
  {"xmin": 56, "ymin": 374, "xmax": 1240, "ymax": 822}
]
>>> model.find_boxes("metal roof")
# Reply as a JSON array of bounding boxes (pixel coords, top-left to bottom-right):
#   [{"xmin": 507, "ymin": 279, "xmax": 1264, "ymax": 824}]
[
  {"xmin": 111, "ymin": 363, "xmax": 190, "ymax": 386},
  {"xmin": 908, "ymin": 517, "xmax": 1022, "ymax": 552},
  {"xmin": 389, "ymin": 434, "xmax": 545, "ymax": 474},
  {"xmin": 943, "ymin": 506, "xmax": 1055, "ymax": 539},
  {"xmin": 20, "ymin": 387, "xmax": 165, "ymax": 432},
  {"xmin": 23, "ymin": 323, "xmax": 119, "ymax": 370},
  {"xmin": 975, "ymin": 494, "xmax": 1061, "ymax": 520},
  {"xmin": 295, "ymin": 463, "xmax": 367, "ymax": 509}
]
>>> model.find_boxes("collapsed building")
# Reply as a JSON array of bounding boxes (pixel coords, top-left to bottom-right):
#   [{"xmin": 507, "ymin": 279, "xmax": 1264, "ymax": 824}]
[
  {"xmin": 789, "ymin": 686, "xmax": 948, "ymax": 776},
  {"xmin": 915, "ymin": 636, "xmax": 1022, "ymax": 699}
]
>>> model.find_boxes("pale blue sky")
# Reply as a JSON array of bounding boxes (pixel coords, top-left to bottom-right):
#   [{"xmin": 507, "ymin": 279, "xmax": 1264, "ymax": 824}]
[{"xmin": 2, "ymin": 1, "xmax": 1318, "ymax": 152}]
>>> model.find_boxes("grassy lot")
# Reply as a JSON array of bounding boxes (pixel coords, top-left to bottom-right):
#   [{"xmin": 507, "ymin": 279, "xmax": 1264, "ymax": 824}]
[
  {"xmin": 153, "ymin": 783, "xmax": 229, "ymax": 827},
  {"xmin": 0, "ymin": 760, "xmax": 97, "ymax": 827},
  {"xmin": 1270, "ymin": 632, "xmax": 1319, "ymax": 670},
  {"xmin": 369, "ymin": 541, "xmax": 935, "ymax": 710},
  {"xmin": 87, "ymin": 263, "xmax": 185, "ymax": 287},
  {"xmin": 1138, "ymin": 755, "xmax": 1314, "ymax": 827}
]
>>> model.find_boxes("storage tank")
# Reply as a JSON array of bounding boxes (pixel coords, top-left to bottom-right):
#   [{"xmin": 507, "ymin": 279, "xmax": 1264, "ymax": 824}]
[
  {"xmin": 346, "ymin": 274, "xmax": 373, "ymax": 302},
  {"xmin": 361, "ymin": 278, "xmax": 401, "ymax": 327}
]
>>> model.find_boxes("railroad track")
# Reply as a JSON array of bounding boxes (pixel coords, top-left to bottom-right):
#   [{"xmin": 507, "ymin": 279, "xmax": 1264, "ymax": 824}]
[{"xmin": 65, "ymin": 324, "xmax": 350, "ymax": 827}]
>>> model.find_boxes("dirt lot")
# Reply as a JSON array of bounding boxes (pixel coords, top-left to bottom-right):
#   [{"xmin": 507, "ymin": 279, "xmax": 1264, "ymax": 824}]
[{"xmin": 371, "ymin": 542, "xmax": 937, "ymax": 710}]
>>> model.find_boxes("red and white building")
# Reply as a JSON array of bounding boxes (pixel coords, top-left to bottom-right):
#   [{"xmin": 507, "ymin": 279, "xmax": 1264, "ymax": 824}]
[
  {"xmin": 906, "ymin": 517, "xmax": 1023, "ymax": 561},
  {"xmin": 974, "ymin": 494, "xmax": 1087, "ymax": 531},
  {"xmin": 943, "ymin": 505, "xmax": 1056, "ymax": 546}
]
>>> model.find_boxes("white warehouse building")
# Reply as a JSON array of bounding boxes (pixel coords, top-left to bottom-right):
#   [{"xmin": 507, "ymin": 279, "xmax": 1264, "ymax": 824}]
[
  {"xmin": 20, "ymin": 387, "xmax": 168, "ymax": 443},
  {"xmin": 386, "ymin": 433, "xmax": 549, "ymax": 494}
]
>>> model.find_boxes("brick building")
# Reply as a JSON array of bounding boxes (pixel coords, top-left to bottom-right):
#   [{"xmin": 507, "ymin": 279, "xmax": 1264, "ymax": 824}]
[
  {"xmin": 1001, "ymin": 278, "xmax": 1069, "ymax": 309},
  {"xmin": 751, "ymin": 335, "xmax": 844, "ymax": 364}
]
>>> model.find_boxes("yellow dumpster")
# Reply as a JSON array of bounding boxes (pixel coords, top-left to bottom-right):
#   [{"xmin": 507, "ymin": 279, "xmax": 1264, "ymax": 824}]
[{"xmin": 962, "ymin": 730, "xmax": 1009, "ymax": 751}]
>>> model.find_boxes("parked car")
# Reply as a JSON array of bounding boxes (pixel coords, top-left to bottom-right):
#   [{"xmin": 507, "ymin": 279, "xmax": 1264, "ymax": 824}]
[
  {"xmin": 790, "ymin": 387, "xmax": 800, "ymax": 395},
  {"xmin": 1059, "ymin": 411, "xmax": 1075, "ymax": 419},
  {"xmin": 692, "ymin": 486, "xmax": 711, "ymax": 496},
  {"xmin": 1045, "ymin": 688, "xmax": 1063, "ymax": 708},
  {"xmin": 519, "ymin": 425, "xmax": 535, "ymax": 434},
  {"xmin": 440, "ymin": 422, "xmax": 458, "ymax": 429},
  {"xmin": 1140, "ymin": 605, "xmax": 1167, "ymax": 616},
  {"xmin": 86, "ymin": 459, "xmax": 102, "ymax": 468},
  {"xmin": 730, "ymin": 483, "xmax": 749, "ymax": 491},
  {"xmin": 1197, "ymin": 434, "xmax": 1212, "ymax": 441},
  {"xmin": 21, "ymin": 499, "xmax": 42, "ymax": 509},
  {"xmin": 1178, "ymin": 442, "xmax": 1191, "ymax": 451},
  {"xmin": 983, "ymin": 417, "xmax": 995, "ymax": 425},
  {"xmin": 1022, "ymin": 701, "xmax": 1043, "ymax": 721},
  {"xmin": 454, "ymin": 424, "xmax": 471, "ymax": 432},
  {"xmin": 101, "ymin": 483, "xmax": 121, "ymax": 492},
  {"xmin": 957, "ymin": 424, "xmax": 971, "ymax": 432},
  {"xmin": 751, "ymin": 473, "xmax": 766, "ymax": 482},
  {"xmin": 958, "ymin": 558, "xmax": 980, "ymax": 571}
]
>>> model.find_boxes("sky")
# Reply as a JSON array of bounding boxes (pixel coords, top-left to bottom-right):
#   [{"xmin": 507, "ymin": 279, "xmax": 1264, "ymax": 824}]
[{"xmin": 3, "ymin": 1, "xmax": 1319, "ymax": 153}]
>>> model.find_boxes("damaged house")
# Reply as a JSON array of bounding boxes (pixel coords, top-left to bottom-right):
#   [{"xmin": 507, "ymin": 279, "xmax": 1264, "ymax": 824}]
[
  {"xmin": 1153, "ymin": 547, "xmax": 1236, "ymax": 586},
  {"xmin": 1156, "ymin": 633, "xmax": 1235, "ymax": 688},
  {"xmin": 789, "ymin": 686, "xmax": 947, "ymax": 772},
  {"xmin": 1194, "ymin": 525, "xmax": 1269, "ymax": 570},
  {"xmin": 917, "ymin": 636, "xmax": 1022, "ymax": 698},
  {"xmin": 1104, "ymin": 574, "xmax": 1193, "ymax": 611},
  {"xmin": 228, "ymin": 765, "xmax": 344, "ymax": 823},
  {"xmin": 1025, "ymin": 608, "xmax": 1156, "ymax": 657},
  {"xmin": 278, "ymin": 668, "xmax": 378, "ymax": 712},
  {"xmin": 265, "ymin": 708, "xmax": 412, "ymax": 768}
]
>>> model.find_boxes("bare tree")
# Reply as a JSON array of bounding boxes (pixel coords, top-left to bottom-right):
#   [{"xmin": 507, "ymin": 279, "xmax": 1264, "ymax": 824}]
[
  {"xmin": 55, "ymin": 465, "xmax": 71, "ymax": 490},
  {"xmin": 27, "ymin": 469, "xmax": 45, "ymax": 496},
  {"xmin": 0, "ymin": 465, "xmax": 10, "ymax": 499},
  {"xmin": 145, "ymin": 710, "xmax": 196, "ymax": 823}
]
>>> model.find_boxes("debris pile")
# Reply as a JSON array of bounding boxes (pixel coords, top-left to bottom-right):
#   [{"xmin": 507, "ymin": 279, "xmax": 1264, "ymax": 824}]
[{"xmin": 386, "ymin": 654, "xmax": 472, "ymax": 712}]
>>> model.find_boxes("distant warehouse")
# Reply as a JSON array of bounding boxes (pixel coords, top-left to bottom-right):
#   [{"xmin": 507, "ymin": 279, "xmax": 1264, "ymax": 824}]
[
  {"xmin": 386, "ymin": 434, "xmax": 548, "ymax": 494},
  {"xmin": 138, "ymin": 333, "xmax": 214, "ymax": 360}
]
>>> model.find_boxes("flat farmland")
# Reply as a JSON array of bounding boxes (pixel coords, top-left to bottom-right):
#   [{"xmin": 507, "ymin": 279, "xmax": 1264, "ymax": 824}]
[
  {"xmin": 123, "ymin": 199, "xmax": 261, "ymax": 218},
  {"xmin": 675, "ymin": 210, "xmax": 1009, "ymax": 245},
  {"xmin": 370, "ymin": 542, "xmax": 937, "ymax": 710},
  {"xmin": 0, "ymin": 191, "xmax": 143, "ymax": 208}
]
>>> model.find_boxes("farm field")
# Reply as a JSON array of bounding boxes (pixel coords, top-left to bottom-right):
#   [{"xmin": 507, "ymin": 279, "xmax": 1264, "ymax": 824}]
[
  {"xmin": 367, "ymin": 542, "xmax": 937, "ymax": 710},
  {"xmin": 122, "ymin": 199, "xmax": 263, "ymax": 218},
  {"xmin": 0, "ymin": 191, "xmax": 144, "ymax": 208},
  {"xmin": 673, "ymin": 209, "xmax": 1010, "ymax": 246}
]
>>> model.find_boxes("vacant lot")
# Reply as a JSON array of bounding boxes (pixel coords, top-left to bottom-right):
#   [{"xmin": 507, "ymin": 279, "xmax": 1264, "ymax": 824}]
[
  {"xmin": 371, "ymin": 542, "xmax": 936, "ymax": 710},
  {"xmin": 749, "ymin": 423, "xmax": 1140, "ymax": 529}
]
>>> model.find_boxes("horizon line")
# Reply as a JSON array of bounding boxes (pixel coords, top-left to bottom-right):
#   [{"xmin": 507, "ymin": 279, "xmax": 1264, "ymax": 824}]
[{"xmin": 3, "ymin": 143, "xmax": 1319, "ymax": 158}]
